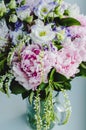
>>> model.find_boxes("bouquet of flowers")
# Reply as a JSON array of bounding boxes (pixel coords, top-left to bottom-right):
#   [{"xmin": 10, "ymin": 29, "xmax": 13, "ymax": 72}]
[{"xmin": 0, "ymin": 0, "xmax": 86, "ymax": 130}]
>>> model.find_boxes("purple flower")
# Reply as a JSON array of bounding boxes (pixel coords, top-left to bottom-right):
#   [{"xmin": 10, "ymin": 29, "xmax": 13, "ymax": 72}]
[{"xmin": 15, "ymin": 20, "xmax": 23, "ymax": 31}]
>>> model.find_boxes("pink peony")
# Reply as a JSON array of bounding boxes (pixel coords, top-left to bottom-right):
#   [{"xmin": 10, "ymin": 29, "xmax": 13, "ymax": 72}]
[
  {"xmin": 68, "ymin": 26, "xmax": 86, "ymax": 39},
  {"xmin": 12, "ymin": 44, "xmax": 57, "ymax": 90},
  {"xmin": 54, "ymin": 47, "xmax": 82, "ymax": 78},
  {"xmin": 12, "ymin": 45, "xmax": 42, "ymax": 90},
  {"xmin": 72, "ymin": 37, "xmax": 86, "ymax": 62},
  {"xmin": 76, "ymin": 14, "xmax": 86, "ymax": 27},
  {"xmin": 67, "ymin": 17, "xmax": 86, "ymax": 62},
  {"xmin": 42, "ymin": 50, "xmax": 57, "ymax": 82}
]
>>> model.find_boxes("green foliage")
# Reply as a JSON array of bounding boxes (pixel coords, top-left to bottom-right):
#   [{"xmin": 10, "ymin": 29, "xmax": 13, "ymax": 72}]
[
  {"xmin": 0, "ymin": 58, "xmax": 7, "ymax": 73},
  {"xmin": 54, "ymin": 17, "xmax": 81, "ymax": 27},
  {"xmin": 48, "ymin": 68, "xmax": 71, "ymax": 91},
  {"xmin": 43, "ymin": 91, "xmax": 55, "ymax": 130},
  {"xmin": 0, "ymin": 72, "xmax": 14, "ymax": 96},
  {"xmin": 10, "ymin": 79, "xmax": 26, "ymax": 94},
  {"xmin": 53, "ymin": 40, "xmax": 63, "ymax": 50},
  {"xmin": 0, "ymin": 52, "xmax": 8, "ymax": 74},
  {"xmin": 22, "ymin": 90, "xmax": 32, "ymax": 99},
  {"xmin": 0, "ymin": 42, "xmax": 13, "ymax": 75},
  {"xmin": 77, "ymin": 62, "xmax": 86, "ymax": 77},
  {"xmin": 29, "ymin": 91, "xmax": 35, "ymax": 104},
  {"xmin": 45, "ymin": 17, "xmax": 81, "ymax": 27},
  {"xmin": 34, "ymin": 92, "xmax": 42, "ymax": 130}
]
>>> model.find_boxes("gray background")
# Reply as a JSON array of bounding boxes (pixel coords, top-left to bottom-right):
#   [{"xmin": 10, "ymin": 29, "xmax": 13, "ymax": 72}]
[{"xmin": 0, "ymin": 0, "xmax": 86, "ymax": 130}]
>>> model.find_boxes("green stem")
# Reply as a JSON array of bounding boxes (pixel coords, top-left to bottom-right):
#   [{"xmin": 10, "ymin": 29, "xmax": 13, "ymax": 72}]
[
  {"xmin": 34, "ymin": 90, "xmax": 42, "ymax": 130},
  {"xmin": 81, "ymin": 63, "xmax": 86, "ymax": 69},
  {"xmin": 50, "ymin": 68, "xmax": 56, "ymax": 81}
]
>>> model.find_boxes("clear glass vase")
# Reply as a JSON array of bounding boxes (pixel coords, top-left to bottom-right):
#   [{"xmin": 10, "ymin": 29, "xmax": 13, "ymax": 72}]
[{"xmin": 26, "ymin": 91, "xmax": 70, "ymax": 130}]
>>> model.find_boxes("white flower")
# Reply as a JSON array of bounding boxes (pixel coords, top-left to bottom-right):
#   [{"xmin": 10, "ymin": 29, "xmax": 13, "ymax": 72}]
[
  {"xmin": 16, "ymin": 6, "xmax": 31, "ymax": 21},
  {"xmin": 30, "ymin": 20, "xmax": 55, "ymax": 44},
  {"xmin": 25, "ymin": 0, "xmax": 41, "ymax": 9},
  {"xmin": 34, "ymin": 0, "xmax": 57, "ymax": 19},
  {"xmin": 10, "ymin": 30, "xmax": 23, "ymax": 44},
  {"xmin": 56, "ymin": 26, "xmax": 71, "ymax": 42}
]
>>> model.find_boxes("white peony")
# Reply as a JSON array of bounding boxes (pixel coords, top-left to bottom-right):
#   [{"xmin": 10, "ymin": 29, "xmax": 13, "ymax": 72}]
[{"xmin": 30, "ymin": 20, "xmax": 55, "ymax": 44}]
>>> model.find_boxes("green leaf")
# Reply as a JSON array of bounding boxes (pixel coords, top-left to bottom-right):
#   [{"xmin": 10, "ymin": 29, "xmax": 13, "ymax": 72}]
[
  {"xmin": 59, "ymin": 17, "xmax": 81, "ymax": 26},
  {"xmin": 44, "ymin": 85, "xmax": 49, "ymax": 97},
  {"xmin": 54, "ymin": 17, "xmax": 81, "ymax": 27},
  {"xmin": 63, "ymin": 81, "xmax": 71, "ymax": 90},
  {"xmin": 77, "ymin": 62, "xmax": 86, "ymax": 77},
  {"xmin": 53, "ymin": 82, "xmax": 63, "ymax": 90},
  {"xmin": 53, "ymin": 71, "xmax": 68, "ymax": 82},
  {"xmin": 81, "ymin": 62, "xmax": 86, "ymax": 69},
  {"xmin": 39, "ymin": 82, "xmax": 48, "ymax": 90},
  {"xmin": 0, "ymin": 53, "xmax": 6, "ymax": 60},
  {"xmin": 0, "ymin": 58, "xmax": 7, "ymax": 73},
  {"xmin": 49, "ymin": 68, "xmax": 56, "ymax": 81},
  {"xmin": 22, "ymin": 91, "xmax": 30, "ymax": 99},
  {"xmin": 53, "ymin": 80, "xmax": 71, "ymax": 91},
  {"xmin": 10, "ymin": 79, "xmax": 26, "ymax": 94},
  {"xmin": 48, "ymin": 68, "xmax": 57, "ymax": 81},
  {"xmin": 29, "ymin": 91, "xmax": 34, "ymax": 104},
  {"xmin": 48, "ymin": 69, "xmax": 71, "ymax": 91}
]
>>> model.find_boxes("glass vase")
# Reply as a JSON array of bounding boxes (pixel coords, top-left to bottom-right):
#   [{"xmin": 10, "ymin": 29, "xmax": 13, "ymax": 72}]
[{"xmin": 26, "ymin": 91, "xmax": 69, "ymax": 130}]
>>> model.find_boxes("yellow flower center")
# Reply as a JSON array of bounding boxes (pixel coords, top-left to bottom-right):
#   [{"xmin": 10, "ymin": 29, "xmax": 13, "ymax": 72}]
[
  {"xmin": 41, "ymin": 7, "xmax": 48, "ymax": 13},
  {"xmin": 39, "ymin": 31, "xmax": 47, "ymax": 37}
]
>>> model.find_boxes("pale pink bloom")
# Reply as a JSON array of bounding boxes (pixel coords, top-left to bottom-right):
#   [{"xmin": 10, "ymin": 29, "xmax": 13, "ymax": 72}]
[
  {"xmin": 68, "ymin": 15, "xmax": 86, "ymax": 39},
  {"xmin": 67, "ymin": 20, "xmax": 86, "ymax": 62},
  {"xmin": 54, "ymin": 47, "xmax": 82, "ymax": 78},
  {"xmin": 76, "ymin": 14, "xmax": 86, "ymax": 27},
  {"xmin": 12, "ymin": 45, "xmax": 42, "ymax": 90},
  {"xmin": 68, "ymin": 26, "xmax": 86, "ymax": 38},
  {"xmin": 42, "ymin": 51, "xmax": 57, "ymax": 82},
  {"xmin": 72, "ymin": 37, "xmax": 86, "ymax": 62},
  {"xmin": 12, "ymin": 62, "xmax": 31, "ymax": 90}
]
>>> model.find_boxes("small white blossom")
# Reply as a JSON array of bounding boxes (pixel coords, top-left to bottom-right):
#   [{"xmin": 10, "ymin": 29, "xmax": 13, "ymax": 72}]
[
  {"xmin": 30, "ymin": 20, "xmax": 55, "ymax": 44},
  {"xmin": 16, "ymin": 6, "xmax": 31, "ymax": 21},
  {"xmin": 9, "ymin": 30, "xmax": 23, "ymax": 44},
  {"xmin": 34, "ymin": 0, "xmax": 57, "ymax": 19}
]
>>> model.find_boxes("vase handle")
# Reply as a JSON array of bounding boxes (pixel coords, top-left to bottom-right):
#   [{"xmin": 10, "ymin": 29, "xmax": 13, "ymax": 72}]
[{"xmin": 54, "ymin": 92, "xmax": 71, "ymax": 125}]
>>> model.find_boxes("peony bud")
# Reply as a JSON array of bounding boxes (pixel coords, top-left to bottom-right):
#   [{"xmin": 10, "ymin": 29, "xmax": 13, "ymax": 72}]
[
  {"xmin": 8, "ymin": 0, "xmax": 16, "ymax": 9},
  {"xmin": 0, "ymin": 1, "xmax": 6, "ymax": 17},
  {"xmin": 9, "ymin": 14, "xmax": 18, "ymax": 23},
  {"xmin": 24, "ymin": 16, "xmax": 33, "ymax": 24}
]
